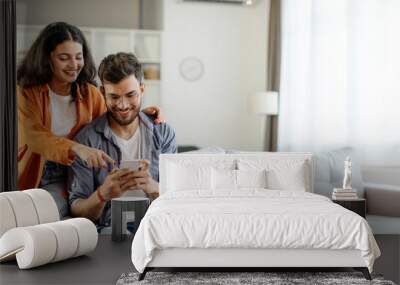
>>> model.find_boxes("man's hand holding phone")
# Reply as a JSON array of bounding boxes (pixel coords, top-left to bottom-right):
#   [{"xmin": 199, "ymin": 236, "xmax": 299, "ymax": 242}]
[
  {"xmin": 120, "ymin": 160, "xmax": 158, "ymax": 194},
  {"xmin": 97, "ymin": 160, "xmax": 158, "ymax": 202},
  {"xmin": 120, "ymin": 160, "xmax": 146, "ymax": 172},
  {"xmin": 96, "ymin": 168, "xmax": 136, "ymax": 201}
]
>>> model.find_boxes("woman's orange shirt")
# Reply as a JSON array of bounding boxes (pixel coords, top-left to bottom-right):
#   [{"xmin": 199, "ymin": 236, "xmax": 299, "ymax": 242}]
[{"xmin": 17, "ymin": 83, "xmax": 106, "ymax": 190}]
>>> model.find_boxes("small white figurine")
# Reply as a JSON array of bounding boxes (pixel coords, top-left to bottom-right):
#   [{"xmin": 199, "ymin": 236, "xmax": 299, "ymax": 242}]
[{"xmin": 342, "ymin": 156, "xmax": 352, "ymax": 190}]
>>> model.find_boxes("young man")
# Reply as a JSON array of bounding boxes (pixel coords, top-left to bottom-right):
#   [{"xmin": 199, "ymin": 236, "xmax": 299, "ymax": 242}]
[{"xmin": 68, "ymin": 52, "xmax": 177, "ymax": 226}]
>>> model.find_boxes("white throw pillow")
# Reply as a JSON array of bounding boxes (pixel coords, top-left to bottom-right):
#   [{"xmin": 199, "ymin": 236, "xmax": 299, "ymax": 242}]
[
  {"xmin": 212, "ymin": 169, "xmax": 237, "ymax": 190},
  {"xmin": 238, "ymin": 159, "xmax": 308, "ymax": 191},
  {"xmin": 237, "ymin": 169, "xmax": 268, "ymax": 189},
  {"xmin": 267, "ymin": 166, "xmax": 306, "ymax": 191},
  {"xmin": 211, "ymin": 169, "xmax": 268, "ymax": 190},
  {"xmin": 167, "ymin": 163, "xmax": 212, "ymax": 191}
]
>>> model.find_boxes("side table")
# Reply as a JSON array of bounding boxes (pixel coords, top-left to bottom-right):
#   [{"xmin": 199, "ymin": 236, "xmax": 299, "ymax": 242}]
[
  {"xmin": 111, "ymin": 196, "xmax": 150, "ymax": 241},
  {"xmin": 332, "ymin": 198, "xmax": 366, "ymax": 218}
]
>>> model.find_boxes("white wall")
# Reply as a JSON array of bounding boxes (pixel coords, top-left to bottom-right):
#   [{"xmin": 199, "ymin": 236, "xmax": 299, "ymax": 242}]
[{"xmin": 162, "ymin": 0, "xmax": 269, "ymax": 151}]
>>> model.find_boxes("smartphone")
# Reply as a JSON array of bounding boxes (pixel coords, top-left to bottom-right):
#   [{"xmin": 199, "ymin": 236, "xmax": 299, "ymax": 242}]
[{"xmin": 120, "ymin": 160, "xmax": 142, "ymax": 172}]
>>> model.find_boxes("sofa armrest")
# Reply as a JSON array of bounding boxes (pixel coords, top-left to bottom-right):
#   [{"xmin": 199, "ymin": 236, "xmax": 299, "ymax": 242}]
[{"xmin": 365, "ymin": 183, "xmax": 400, "ymax": 217}]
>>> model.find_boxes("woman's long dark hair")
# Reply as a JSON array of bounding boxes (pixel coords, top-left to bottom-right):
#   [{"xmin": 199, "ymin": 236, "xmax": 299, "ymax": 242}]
[{"xmin": 17, "ymin": 22, "xmax": 97, "ymax": 99}]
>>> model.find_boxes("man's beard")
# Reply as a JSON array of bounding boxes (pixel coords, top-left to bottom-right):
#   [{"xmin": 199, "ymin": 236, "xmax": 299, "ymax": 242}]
[{"xmin": 108, "ymin": 105, "xmax": 141, "ymax": 126}]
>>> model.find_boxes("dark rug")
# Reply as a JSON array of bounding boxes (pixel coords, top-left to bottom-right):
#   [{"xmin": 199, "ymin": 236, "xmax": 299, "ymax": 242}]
[{"xmin": 116, "ymin": 271, "xmax": 396, "ymax": 285}]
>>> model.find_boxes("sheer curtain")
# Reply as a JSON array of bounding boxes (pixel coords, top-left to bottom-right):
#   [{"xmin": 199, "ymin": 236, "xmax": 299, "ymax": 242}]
[{"xmin": 278, "ymin": 0, "xmax": 400, "ymax": 166}]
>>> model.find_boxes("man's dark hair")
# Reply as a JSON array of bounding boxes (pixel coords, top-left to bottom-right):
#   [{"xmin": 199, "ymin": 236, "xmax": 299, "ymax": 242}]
[
  {"xmin": 98, "ymin": 52, "xmax": 143, "ymax": 84},
  {"xmin": 17, "ymin": 22, "xmax": 97, "ymax": 99}
]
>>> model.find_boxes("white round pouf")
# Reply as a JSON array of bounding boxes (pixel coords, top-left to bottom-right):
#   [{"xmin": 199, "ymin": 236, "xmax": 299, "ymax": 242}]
[
  {"xmin": 42, "ymin": 221, "xmax": 79, "ymax": 262},
  {"xmin": 0, "ymin": 218, "xmax": 98, "ymax": 269},
  {"xmin": 1, "ymin": 192, "xmax": 39, "ymax": 227},
  {"xmin": 65, "ymin": 218, "xmax": 98, "ymax": 257},
  {"xmin": 0, "ymin": 196, "xmax": 17, "ymax": 238},
  {"xmin": 24, "ymin": 189, "xmax": 60, "ymax": 223},
  {"xmin": 0, "ymin": 226, "xmax": 57, "ymax": 269}
]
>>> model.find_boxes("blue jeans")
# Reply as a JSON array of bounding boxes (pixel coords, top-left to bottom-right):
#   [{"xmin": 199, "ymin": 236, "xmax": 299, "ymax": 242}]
[
  {"xmin": 40, "ymin": 161, "xmax": 69, "ymax": 218},
  {"xmin": 42, "ymin": 182, "xmax": 69, "ymax": 218}
]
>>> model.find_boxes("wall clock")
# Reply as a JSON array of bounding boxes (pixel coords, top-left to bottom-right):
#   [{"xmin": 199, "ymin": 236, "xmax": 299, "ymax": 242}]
[{"xmin": 179, "ymin": 57, "xmax": 204, "ymax": 81}]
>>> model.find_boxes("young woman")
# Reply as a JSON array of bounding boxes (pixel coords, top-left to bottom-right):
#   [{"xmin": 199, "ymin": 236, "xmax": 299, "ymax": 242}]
[{"xmin": 17, "ymin": 22, "xmax": 162, "ymax": 217}]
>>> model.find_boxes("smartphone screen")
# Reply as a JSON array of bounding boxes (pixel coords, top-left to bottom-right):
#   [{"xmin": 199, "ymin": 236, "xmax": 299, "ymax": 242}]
[{"xmin": 120, "ymin": 160, "xmax": 142, "ymax": 171}]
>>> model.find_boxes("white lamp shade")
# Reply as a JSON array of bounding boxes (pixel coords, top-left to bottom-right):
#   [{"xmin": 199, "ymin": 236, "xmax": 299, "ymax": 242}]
[{"xmin": 248, "ymin": 91, "xmax": 279, "ymax": 115}]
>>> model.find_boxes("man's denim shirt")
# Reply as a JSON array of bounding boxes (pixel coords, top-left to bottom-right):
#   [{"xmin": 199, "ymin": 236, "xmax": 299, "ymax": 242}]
[{"xmin": 68, "ymin": 112, "xmax": 177, "ymax": 226}]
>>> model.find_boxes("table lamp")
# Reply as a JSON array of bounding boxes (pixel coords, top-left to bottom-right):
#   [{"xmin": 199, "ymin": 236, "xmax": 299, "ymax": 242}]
[
  {"xmin": 248, "ymin": 91, "xmax": 279, "ymax": 115},
  {"xmin": 248, "ymin": 91, "xmax": 279, "ymax": 150}
]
